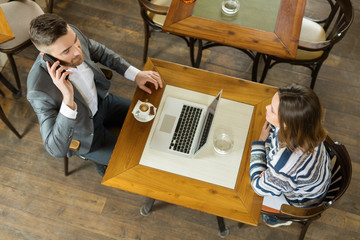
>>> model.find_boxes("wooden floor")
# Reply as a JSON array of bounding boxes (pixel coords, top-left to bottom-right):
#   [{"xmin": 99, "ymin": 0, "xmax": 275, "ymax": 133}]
[{"xmin": 0, "ymin": 0, "xmax": 359, "ymax": 239}]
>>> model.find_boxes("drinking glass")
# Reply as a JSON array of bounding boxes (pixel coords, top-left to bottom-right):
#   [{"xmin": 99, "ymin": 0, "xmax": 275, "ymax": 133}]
[
  {"xmin": 213, "ymin": 129, "xmax": 234, "ymax": 154},
  {"xmin": 222, "ymin": 0, "xmax": 240, "ymax": 16}
]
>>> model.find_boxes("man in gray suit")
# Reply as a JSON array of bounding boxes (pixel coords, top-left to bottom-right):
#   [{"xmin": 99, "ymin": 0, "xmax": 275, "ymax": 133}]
[{"xmin": 27, "ymin": 14, "xmax": 162, "ymax": 175}]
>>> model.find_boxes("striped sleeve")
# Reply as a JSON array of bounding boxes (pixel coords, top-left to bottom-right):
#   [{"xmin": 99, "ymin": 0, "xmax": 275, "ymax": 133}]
[
  {"xmin": 250, "ymin": 141, "xmax": 267, "ymax": 182},
  {"xmin": 250, "ymin": 141, "xmax": 283, "ymax": 196},
  {"xmin": 250, "ymin": 146, "xmax": 284, "ymax": 196}
]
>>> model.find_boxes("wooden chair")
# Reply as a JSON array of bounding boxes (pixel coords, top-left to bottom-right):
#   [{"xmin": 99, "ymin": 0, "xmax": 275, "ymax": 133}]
[
  {"xmin": 218, "ymin": 135, "xmax": 352, "ymax": 239},
  {"xmin": 261, "ymin": 136, "xmax": 352, "ymax": 239},
  {"xmin": 251, "ymin": 0, "xmax": 354, "ymax": 89},
  {"xmin": 63, "ymin": 68, "xmax": 113, "ymax": 176},
  {"xmin": 137, "ymin": 0, "xmax": 202, "ymax": 67},
  {"xmin": 0, "ymin": 0, "xmax": 54, "ymax": 97}
]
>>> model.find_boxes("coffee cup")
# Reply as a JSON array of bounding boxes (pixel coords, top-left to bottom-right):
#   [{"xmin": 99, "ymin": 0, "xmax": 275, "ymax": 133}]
[{"xmin": 138, "ymin": 103, "xmax": 150, "ymax": 117}]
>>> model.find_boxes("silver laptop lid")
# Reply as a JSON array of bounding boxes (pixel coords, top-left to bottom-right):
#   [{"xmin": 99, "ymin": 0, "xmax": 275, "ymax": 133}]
[{"xmin": 193, "ymin": 90, "xmax": 223, "ymax": 155}]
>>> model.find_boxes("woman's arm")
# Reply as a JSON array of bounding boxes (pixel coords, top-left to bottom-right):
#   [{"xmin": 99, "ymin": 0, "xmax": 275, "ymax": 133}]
[{"xmin": 249, "ymin": 124, "xmax": 284, "ymax": 197}]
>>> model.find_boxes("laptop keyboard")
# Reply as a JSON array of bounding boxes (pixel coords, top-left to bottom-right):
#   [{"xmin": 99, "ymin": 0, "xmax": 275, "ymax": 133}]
[{"xmin": 169, "ymin": 105, "xmax": 202, "ymax": 154}]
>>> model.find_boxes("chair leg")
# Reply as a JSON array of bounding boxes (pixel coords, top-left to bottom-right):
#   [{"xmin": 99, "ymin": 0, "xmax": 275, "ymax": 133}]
[
  {"xmin": 252, "ymin": 53, "xmax": 261, "ymax": 82},
  {"xmin": 0, "ymin": 104, "xmax": 21, "ymax": 139},
  {"xmin": 259, "ymin": 55, "xmax": 272, "ymax": 83},
  {"xmin": 46, "ymin": 0, "xmax": 54, "ymax": 13},
  {"xmin": 0, "ymin": 73, "xmax": 22, "ymax": 98},
  {"xmin": 140, "ymin": 197, "xmax": 156, "ymax": 216},
  {"xmin": 239, "ymin": 49, "xmax": 255, "ymax": 61},
  {"xmin": 310, "ymin": 62, "xmax": 323, "ymax": 89},
  {"xmin": 190, "ymin": 38, "xmax": 203, "ymax": 68},
  {"xmin": 143, "ymin": 23, "xmax": 150, "ymax": 63},
  {"xmin": 298, "ymin": 220, "xmax": 312, "ymax": 240},
  {"xmin": 64, "ymin": 156, "xmax": 69, "ymax": 176},
  {"xmin": 6, "ymin": 53, "xmax": 22, "ymax": 92},
  {"xmin": 217, "ymin": 216, "xmax": 230, "ymax": 238}
]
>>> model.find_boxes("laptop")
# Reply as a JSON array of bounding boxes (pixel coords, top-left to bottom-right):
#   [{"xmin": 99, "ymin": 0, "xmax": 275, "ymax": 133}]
[{"xmin": 150, "ymin": 90, "xmax": 222, "ymax": 157}]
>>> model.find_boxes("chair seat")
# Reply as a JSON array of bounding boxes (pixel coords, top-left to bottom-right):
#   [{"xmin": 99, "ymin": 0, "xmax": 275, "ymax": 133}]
[
  {"xmin": 146, "ymin": 0, "xmax": 171, "ymax": 26},
  {"xmin": 252, "ymin": 0, "xmax": 353, "ymax": 90},
  {"xmin": 296, "ymin": 18, "xmax": 326, "ymax": 61},
  {"xmin": 0, "ymin": 0, "xmax": 44, "ymax": 50}
]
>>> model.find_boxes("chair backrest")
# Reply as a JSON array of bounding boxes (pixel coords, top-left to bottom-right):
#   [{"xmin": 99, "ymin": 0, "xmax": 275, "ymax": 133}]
[
  {"xmin": 138, "ymin": 0, "xmax": 169, "ymax": 27},
  {"xmin": 299, "ymin": 0, "xmax": 353, "ymax": 53},
  {"xmin": 322, "ymin": 136, "xmax": 352, "ymax": 205},
  {"xmin": 279, "ymin": 136, "xmax": 352, "ymax": 219},
  {"xmin": 325, "ymin": 0, "xmax": 353, "ymax": 45}
]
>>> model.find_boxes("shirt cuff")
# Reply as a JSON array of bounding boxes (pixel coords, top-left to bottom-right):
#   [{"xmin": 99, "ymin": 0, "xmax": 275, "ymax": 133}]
[
  {"xmin": 60, "ymin": 101, "xmax": 78, "ymax": 119},
  {"xmin": 124, "ymin": 66, "xmax": 140, "ymax": 81},
  {"xmin": 252, "ymin": 141, "xmax": 266, "ymax": 146}
]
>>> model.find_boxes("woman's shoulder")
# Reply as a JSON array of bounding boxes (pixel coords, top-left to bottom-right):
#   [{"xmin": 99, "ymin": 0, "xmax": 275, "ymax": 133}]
[{"xmin": 268, "ymin": 147, "xmax": 305, "ymax": 171}]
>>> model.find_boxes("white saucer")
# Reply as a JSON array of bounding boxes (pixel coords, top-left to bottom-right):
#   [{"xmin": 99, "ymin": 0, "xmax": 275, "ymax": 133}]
[{"xmin": 132, "ymin": 101, "xmax": 157, "ymax": 122}]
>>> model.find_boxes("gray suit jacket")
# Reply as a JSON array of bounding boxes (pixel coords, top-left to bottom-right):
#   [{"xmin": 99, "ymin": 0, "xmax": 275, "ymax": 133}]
[{"xmin": 27, "ymin": 25, "xmax": 131, "ymax": 158}]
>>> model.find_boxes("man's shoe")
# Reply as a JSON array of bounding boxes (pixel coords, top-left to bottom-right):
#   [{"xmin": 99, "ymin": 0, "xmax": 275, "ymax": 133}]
[
  {"xmin": 93, "ymin": 162, "xmax": 107, "ymax": 177},
  {"xmin": 262, "ymin": 214, "xmax": 292, "ymax": 228}
]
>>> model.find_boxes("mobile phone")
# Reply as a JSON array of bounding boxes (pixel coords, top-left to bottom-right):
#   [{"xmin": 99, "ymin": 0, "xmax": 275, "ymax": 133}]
[{"xmin": 43, "ymin": 53, "xmax": 69, "ymax": 80}]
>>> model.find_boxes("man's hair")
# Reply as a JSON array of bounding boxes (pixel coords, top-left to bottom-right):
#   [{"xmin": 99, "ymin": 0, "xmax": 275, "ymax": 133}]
[
  {"xmin": 277, "ymin": 83, "xmax": 327, "ymax": 154},
  {"xmin": 29, "ymin": 13, "xmax": 68, "ymax": 50}
]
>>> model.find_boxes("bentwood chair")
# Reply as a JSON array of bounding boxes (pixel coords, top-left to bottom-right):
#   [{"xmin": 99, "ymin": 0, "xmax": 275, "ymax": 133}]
[
  {"xmin": 218, "ymin": 136, "xmax": 352, "ymax": 239},
  {"xmin": 0, "ymin": 0, "xmax": 54, "ymax": 97},
  {"xmin": 252, "ymin": 0, "xmax": 354, "ymax": 89},
  {"xmin": 137, "ymin": 0, "xmax": 202, "ymax": 67}
]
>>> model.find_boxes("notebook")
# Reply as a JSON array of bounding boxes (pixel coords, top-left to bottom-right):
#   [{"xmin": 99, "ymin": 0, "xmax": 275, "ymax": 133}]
[{"xmin": 150, "ymin": 90, "xmax": 222, "ymax": 157}]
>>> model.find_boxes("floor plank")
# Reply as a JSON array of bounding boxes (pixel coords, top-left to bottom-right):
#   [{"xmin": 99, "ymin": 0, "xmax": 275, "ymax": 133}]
[{"xmin": 0, "ymin": 0, "xmax": 359, "ymax": 239}]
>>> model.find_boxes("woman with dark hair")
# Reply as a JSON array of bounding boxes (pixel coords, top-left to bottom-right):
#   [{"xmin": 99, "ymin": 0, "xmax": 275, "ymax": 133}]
[{"xmin": 250, "ymin": 83, "xmax": 331, "ymax": 227}]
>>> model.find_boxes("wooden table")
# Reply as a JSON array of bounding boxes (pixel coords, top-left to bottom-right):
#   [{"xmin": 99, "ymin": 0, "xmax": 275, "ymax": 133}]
[
  {"xmin": 0, "ymin": 7, "xmax": 14, "ymax": 44},
  {"xmin": 162, "ymin": 0, "xmax": 306, "ymax": 59},
  {"xmin": 102, "ymin": 58, "xmax": 277, "ymax": 225}
]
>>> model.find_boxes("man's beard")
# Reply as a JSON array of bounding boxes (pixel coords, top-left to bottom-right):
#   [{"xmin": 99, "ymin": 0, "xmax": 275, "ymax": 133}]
[{"xmin": 61, "ymin": 52, "xmax": 84, "ymax": 67}]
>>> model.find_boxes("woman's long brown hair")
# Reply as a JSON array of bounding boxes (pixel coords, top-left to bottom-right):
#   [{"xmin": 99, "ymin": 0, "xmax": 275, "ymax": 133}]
[{"xmin": 277, "ymin": 84, "xmax": 327, "ymax": 154}]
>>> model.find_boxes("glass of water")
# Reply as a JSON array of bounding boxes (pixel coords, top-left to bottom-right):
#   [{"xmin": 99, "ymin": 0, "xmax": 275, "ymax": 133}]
[
  {"xmin": 222, "ymin": 0, "xmax": 240, "ymax": 16},
  {"xmin": 213, "ymin": 129, "xmax": 234, "ymax": 154}
]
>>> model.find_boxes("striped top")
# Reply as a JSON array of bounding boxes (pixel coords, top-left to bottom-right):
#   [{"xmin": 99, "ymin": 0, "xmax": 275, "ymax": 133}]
[{"xmin": 250, "ymin": 125, "xmax": 332, "ymax": 207}]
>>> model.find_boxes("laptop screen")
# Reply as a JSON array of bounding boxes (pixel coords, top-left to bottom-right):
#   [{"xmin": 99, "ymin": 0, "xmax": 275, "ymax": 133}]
[{"xmin": 194, "ymin": 90, "xmax": 222, "ymax": 154}]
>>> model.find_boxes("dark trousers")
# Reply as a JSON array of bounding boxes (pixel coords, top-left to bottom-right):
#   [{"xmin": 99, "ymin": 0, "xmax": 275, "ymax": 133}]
[{"xmin": 82, "ymin": 93, "xmax": 130, "ymax": 165}]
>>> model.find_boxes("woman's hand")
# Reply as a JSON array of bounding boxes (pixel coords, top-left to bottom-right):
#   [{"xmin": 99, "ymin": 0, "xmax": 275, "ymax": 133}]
[{"xmin": 259, "ymin": 121, "xmax": 271, "ymax": 141}]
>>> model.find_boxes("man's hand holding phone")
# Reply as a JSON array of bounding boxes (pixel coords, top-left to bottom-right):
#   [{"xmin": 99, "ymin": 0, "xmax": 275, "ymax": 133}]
[{"xmin": 43, "ymin": 54, "xmax": 75, "ymax": 110}]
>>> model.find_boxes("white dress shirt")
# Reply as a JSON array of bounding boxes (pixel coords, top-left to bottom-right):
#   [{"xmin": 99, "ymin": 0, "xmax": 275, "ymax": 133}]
[{"xmin": 59, "ymin": 62, "xmax": 140, "ymax": 119}]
